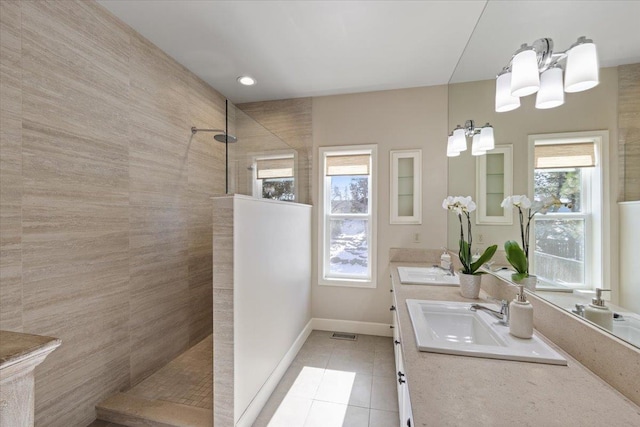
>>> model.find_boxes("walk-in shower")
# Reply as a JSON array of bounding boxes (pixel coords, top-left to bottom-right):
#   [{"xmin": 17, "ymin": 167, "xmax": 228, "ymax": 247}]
[{"xmin": 190, "ymin": 99, "xmax": 311, "ymax": 204}]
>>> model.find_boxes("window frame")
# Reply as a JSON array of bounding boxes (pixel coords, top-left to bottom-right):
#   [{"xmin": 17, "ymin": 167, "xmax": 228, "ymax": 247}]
[
  {"xmin": 318, "ymin": 145, "xmax": 378, "ymax": 288},
  {"xmin": 528, "ymin": 131, "xmax": 608, "ymax": 290},
  {"xmin": 251, "ymin": 150, "xmax": 298, "ymax": 202}
]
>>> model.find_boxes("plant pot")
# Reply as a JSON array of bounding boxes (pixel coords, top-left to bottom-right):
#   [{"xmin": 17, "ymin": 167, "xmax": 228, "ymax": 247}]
[
  {"xmin": 459, "ymin": 273, "xmax": 482, "ymax": 299},
  {"xmin": 512, "ymin": 274, "xmax": 538, "ymax": 292}
]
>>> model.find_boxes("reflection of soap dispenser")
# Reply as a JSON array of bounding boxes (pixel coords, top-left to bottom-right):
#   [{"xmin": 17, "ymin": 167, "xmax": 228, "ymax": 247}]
[
  {"xmin": 440, "ymin": 249, "xmax": 451, "ymax": 270},
  {"xmin": 509, "ymin": 285, "xmax": 533, "ymax": 339},
  {"xmin": 584, "ymin": 288, "xmax": 613, "ymax": 330}
]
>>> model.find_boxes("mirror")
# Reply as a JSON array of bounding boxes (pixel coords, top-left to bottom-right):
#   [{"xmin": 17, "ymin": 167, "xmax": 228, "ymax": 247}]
[{"xmin": 447, "ymin": 1, "xmax": 640, "ymax": 348}]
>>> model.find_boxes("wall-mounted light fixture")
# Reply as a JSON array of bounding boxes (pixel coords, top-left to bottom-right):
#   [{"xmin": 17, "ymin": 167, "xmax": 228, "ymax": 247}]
[
  {"xmin": 495, "ymin": 36, "xmax": 599, "ymax": 112},
  {"xmin": 447, "ymin": 120, "xmax": 494, "ymax": 157}
]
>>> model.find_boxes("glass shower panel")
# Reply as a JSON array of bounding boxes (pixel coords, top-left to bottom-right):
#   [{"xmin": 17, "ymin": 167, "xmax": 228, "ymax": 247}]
[{"xmin": 226, "ymin": 102, "xmax": 309, "ymax": 204}]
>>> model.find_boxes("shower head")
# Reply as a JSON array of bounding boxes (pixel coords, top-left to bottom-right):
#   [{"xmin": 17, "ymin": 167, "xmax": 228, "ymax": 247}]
[
  {"xmin": 213, "ymin": 133, "xmax": 238, "ymax": 143},
  {"xmin": 191, "ymin": 126, "xmax": 238, "ymax": 143}
]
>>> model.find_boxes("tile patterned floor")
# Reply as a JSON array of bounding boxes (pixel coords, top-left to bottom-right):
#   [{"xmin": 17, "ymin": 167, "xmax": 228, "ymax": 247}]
[
  {"xmin": 253, "ymin": 331, "xmax": 400, "ymax": 427},
  {"xmin": 88, "ymin": 331, "xmax": 399, "ymax": 427},
  {"xmin": 127, "ymin": 334, "xmax": 213, "ymax": 409}
]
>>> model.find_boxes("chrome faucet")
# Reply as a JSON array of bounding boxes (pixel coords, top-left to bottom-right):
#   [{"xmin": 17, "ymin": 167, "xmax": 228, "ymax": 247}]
[
  {"xmin": 470, "ymin": 300, "xmax": 509, "ymax": 326},
  {"xmin": 572, "ymin": 304, "xmax": 585, "ymax": 317},
  {"xmin": 432, "ymin": 263, "xmax": 455, "ymax": 276}
]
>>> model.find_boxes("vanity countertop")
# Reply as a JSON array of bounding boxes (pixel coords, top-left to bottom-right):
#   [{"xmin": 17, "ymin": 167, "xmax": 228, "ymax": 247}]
[
  {"xmin": 390, "ymin": 262, "xmax": 640, "ymax": 426},
  {"xmin": 0, "ymin": 330, "xmax": 61, "ymax": 370}
]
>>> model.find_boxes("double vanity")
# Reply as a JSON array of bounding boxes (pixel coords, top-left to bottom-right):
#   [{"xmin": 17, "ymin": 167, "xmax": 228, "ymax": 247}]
[{"xmin": 389, "ymin": 255, "xmax": 640, "ymax": 426}]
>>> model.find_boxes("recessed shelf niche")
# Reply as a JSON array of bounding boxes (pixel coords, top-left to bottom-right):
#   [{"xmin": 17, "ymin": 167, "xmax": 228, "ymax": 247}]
[
  {"xmin": 476, "ymin": 145, "xmax": 513, "ymax": 225},
  {"xmin": 390, "ymin": 150, "xmax": 422, "ymax": 224}
]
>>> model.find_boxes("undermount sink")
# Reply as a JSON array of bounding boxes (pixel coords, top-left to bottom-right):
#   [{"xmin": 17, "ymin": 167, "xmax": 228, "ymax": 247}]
[
  {"xmin": 398, "ymin": 266, "xmax": 459, "ymax": 286},
  {"xmin": 406, "ymin": 299, "xmax": 567, "ymax": 365},
  {"xmin": 612, "ymin": 312, "xmax": 640, "ymax": 347}
]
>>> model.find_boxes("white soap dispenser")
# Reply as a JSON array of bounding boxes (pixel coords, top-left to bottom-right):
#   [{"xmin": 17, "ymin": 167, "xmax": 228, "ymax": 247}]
[
  {"xmin": 509, "ymin": 285, "xmax": 534, "ymax": 339},
  {"xmin": 440, "ymin": 249, "xmax": 451, "ymax": 270},
  {"xmin": 584, "ymin": 288, "xmax": 613, "ymax": 330}
]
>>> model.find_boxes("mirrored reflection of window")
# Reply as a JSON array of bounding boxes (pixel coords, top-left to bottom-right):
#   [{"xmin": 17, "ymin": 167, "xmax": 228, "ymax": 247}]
[
  {"xmin": 532, "ymin": 139, "xmax": 600, "ymax": 289},
  {"xmin": 253, "ymin": 154, "xmax": 296, "ymax": 202}
]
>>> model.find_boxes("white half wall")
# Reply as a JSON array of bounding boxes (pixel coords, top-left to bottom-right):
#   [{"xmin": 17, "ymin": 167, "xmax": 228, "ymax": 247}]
[
  {"xmin": 619, "ymin": 201, "xmax": 640, "ymax": 313},
  {"xmin": 233, "ymin": 196, "xmax": 312, "ymax": 424}
]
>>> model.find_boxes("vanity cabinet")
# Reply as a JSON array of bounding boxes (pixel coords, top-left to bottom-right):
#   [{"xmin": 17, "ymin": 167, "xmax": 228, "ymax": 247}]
[
  {"xmin": 390, "ymin": 150, "xmax": 422, "ymax": 224},
  {"xmin": 476, "ymin": 145, "xmax": 513, "ymax": 224},
  {"xmin": 391, "ymin": 289, "xmax": 414, "ymax": 427}
]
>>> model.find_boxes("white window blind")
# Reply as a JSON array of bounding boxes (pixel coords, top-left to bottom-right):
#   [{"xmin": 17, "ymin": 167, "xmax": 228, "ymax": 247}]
[
  {"xmin": 256, "ymin": 157, "xmax": 294, "ymax": 179},
  {"xmin": 534, "ymin": 142, "xmax": 596, "ymax": 169},
  {"xmin": 325, "ymin": 154, "xmax": 371, "ymax": 176}
]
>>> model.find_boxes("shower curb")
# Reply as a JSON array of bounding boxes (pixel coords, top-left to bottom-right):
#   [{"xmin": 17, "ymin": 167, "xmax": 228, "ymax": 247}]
[{"xmin": 96, "ymin": 393, "xmax": 212, "ymax": 427}]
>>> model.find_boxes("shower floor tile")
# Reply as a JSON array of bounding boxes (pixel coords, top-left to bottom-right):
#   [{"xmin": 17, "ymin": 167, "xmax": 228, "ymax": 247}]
[{"xmin": 127, "ymin": 334, "xmax": 213, "ymax": 409}]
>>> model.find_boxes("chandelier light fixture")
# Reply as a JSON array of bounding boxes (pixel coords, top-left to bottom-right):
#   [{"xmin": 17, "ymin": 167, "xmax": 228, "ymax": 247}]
[
  {"xmin": 495, "ymin": 36, "xmax": 599, "ymax": 112},
  {"xmin": 447, "ymin": 120, "xmax": 494, "ymax": 157}
]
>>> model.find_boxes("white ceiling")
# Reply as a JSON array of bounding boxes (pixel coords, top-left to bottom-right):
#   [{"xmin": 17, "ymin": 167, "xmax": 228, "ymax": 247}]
[
  {"xmin": 98, "ymin": 1, "xmax": 640, "ymax": 103},
  {"xmin": 450, "ymin": 0, "xmax": 640, "ymax": 83}
]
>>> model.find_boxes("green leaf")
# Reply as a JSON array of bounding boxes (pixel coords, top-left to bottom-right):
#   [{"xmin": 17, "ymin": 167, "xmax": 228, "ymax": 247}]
[
  {"xmin": 470, "ymin": 245, "xmax": 498, "ymax": 274},
  {"xmin": 459, "ymin": 239, "xmax": 471, "ymax": 273},
  {"xmin": 511, "ymin": 272, "xmax": 528, "ymax": 282},
  {"xmin": 504, "ymin": 240, "xmax": 528, "ymax": 274}
]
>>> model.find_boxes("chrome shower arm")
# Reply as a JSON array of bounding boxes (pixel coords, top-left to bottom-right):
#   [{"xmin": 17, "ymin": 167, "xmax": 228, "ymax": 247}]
[{"xmin": 191, "ymin": 127, "xmax": 226, "ymax": 135}]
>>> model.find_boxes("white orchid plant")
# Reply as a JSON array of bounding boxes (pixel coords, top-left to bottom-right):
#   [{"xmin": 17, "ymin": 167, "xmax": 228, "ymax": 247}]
[
  {"xmin": 442, "ymin": 196, "xmax": 497, "ymax": 275},
  {"xmin": 501, "ymin": 195, "xmax": 563, "ymax": 280}
]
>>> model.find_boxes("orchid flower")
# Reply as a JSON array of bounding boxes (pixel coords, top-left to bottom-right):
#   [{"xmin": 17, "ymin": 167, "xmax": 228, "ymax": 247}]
[
  {"xmin": 443, "ymin": 196, "xmax": 496, "ymax": 275},
  {"xmin": 501, "ymin": 194, "xmax": 564, "ymax": 274}
]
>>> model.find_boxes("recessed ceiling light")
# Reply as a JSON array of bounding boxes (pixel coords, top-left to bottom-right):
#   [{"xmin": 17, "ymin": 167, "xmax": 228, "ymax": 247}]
[{"xmin": 237, "ymin": 75, "xmax": 256, "ymax": 86}]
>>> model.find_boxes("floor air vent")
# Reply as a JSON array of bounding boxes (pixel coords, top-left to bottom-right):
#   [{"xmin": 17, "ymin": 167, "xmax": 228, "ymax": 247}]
[{"xmin": 331, "ymin": 332, "xmax": 357, "ymax": 341}]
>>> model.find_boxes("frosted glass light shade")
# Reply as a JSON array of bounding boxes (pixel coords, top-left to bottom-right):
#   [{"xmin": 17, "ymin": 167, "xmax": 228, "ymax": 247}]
[
  {"xmin": 478, "ymin": 125, "xmax": 494, "ymax": 150},
  {"xmin": 565, "ymin": 41, "xmax": 599, "ymax": 93},
  {"xmin": 452, "ymin": 127, "xmax": 467, "ymax": 152},
  {"xmin": 447, "ymin": 134, "xmax": 460, "ymax": 157},
  {"xmin": 495, "ymin": 72, "xmax": 521, "ymax": 112},
  {"xmin": 511, "ymin": 49, "xmax": 540, "ymax": 97},
  {"xmin": 471, "ymin": 134, "xmax": 486, "ymax": 156},
  {"xmin": 536, "ymin": 67, "xmax": 565, "ymax": 109}
]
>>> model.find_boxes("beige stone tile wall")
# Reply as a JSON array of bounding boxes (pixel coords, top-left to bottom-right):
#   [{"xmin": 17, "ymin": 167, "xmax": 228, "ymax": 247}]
[
  {"xmin": 0, "ymin": 0, "xmax": 23, "ymax": 333},
  {"xmin": 211, "ymin": 196, "xmax": 234, "ymax": 427},
  {"xmin": 618, "ymin": 63, "xmax": 640, "ymax": 201},
  {"xmin": 0, "ymin": 1, "xmax": 225, "ymax": 426}
]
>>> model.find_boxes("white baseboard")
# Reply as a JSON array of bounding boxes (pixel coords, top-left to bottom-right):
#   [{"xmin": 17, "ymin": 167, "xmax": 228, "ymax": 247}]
[
  {"xmin": 235, "ymin": 319, "xmax": 313, "ymax": 427},
  {"xmin": 312, "ymin": 318, "xmax": 393, "ymax": 337}
]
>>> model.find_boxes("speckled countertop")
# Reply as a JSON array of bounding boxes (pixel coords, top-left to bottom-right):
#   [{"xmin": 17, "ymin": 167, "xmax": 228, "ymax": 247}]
[
  {"xmin": 390, "ymin": 262, "xmax": 640, "ymax": 426},
  {"xmin": 0, "ymin": 330, "xmax": 61, "ymax": 370}
]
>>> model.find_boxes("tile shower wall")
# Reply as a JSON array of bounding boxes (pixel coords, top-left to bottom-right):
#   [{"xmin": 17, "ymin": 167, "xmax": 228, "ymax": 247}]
[
  {"xmin": 0, "ymin": 1, "xmax": 225, "ymax": 426},
  {"xmin": 618, "ymin": 63, "xmax": 640, "ymax": 201}
]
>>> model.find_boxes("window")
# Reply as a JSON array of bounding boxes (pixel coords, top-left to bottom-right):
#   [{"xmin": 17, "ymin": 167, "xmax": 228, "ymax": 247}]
[
  {"xmin": 529, "ymin": 132, "xmax": 606, "ymax": 290},
  {"xmin": 252, "ymin": 153, "xmax": 296, "ymax": 202},
  {"xmin": 318, "ymin": 145, "xmax": 377, "ymax": 287}
]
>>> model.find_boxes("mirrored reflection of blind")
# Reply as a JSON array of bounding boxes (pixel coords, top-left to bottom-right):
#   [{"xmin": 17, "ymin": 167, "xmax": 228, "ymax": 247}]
[
  {"xmin": 535, "ymin": 142, "xmax": 596, "ymax": 169},
  {"xmin": 326, "ymin": 154, "xmax": 371, "ymax": 176},
  {"xmin": 256, "ymin": 157, "xmax": 294, "ymax": 179}
]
